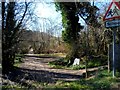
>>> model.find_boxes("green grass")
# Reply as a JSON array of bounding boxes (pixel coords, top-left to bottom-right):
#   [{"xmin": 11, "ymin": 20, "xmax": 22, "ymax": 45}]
[
  {"xmin": 43, "ymin": 70, "xmax": 120, "ymax": 90},
  {"xmin": 87, "ymin": 61, "xmax": 101, "ymax": 68},
  {"xmin": 48, "ymin": 58, "xmax": 67, "ymax": 69},
  {"xmin": 14, "ymin": 54, "xmax": 24, "ymax": 67},
  {"xmin": 70, "ymin": 64, "xmax": 85, "ymax": 70},
  {"xmin": 2, "ymin": 86, "xmax": 26, "ymax": 90},
  {"xmin": 25, "ymin": 53, "xmax": 66, "ymax": 58},
  {"xmin": 48, "ymin": 58, "xmax": 102, "ymax": 70},
  {"xmin": 2, "ymin": 70, "xmax": 120, "ymax": 89}
]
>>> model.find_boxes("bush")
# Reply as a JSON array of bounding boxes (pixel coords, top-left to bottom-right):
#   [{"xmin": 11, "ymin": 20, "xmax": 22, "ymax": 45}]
[
  {"xmin": 87, "ymin": 61, "xmax": 101, "ymax": 68},
  {"xmin": 49, "ymin": 58, "xmax": 67, "ymax": 66},
  {"xmin": 70, "ymin": 65, "xmax": 85, "ymax": 70}
]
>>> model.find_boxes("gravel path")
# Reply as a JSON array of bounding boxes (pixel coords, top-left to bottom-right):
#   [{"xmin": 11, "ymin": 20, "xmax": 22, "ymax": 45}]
[{"xmin": 18, "ymin": 56, "xmax": 85, "ymax": 84}]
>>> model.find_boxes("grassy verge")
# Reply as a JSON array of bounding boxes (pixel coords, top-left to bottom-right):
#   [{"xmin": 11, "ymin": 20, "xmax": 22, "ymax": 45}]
[
  {"xmin": 25, "ymin": 53, "xmax": 66, "ymax": 58},
  {"xmin": 2, "ymin": 70, "xmax": 120, "ymax": 89},
  {"xmin": 48, "ymin": 58, "xmax": 68, "ymax": 69},
  {"xmin": 14, "ymin": 54, "xmax": 24, "ymax": 67},
  {"xmin": 44, "ymin": 70, "xmax": 120, "ymax": 90},
  {"xmin": 22, "ymin": 70, "xmax": 119, "ymax": 89},
  {"xmin": 48, "ymin": 57, "xmax": 107, "ymax": 70}
]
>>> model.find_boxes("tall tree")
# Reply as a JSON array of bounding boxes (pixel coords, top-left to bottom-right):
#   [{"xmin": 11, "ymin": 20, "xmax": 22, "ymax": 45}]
[
  {"xmin": 55, "ymin": 2, "xmax": 84, "ymax": 66},
  {"xmin": 2, "ymin": 1, "xmax": 31, "ymax": 74},
  {"xmin": 55, "ymin": 2, "xmax": 100, "ymax": 66}
]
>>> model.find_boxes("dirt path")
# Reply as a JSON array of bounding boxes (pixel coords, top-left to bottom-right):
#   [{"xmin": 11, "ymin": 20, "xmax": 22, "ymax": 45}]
[
  {"xmin": 2, "ymin": 55, "xmax": 107, "ymax": 87},
  {"xmin": 18, "ymin": 56, "xmax": 85, "ymax": 84}
]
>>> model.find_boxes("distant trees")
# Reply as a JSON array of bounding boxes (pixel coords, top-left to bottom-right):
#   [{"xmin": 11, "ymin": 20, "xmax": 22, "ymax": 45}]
[
  {"xmin": 2, "ymin": 1, "xmax": 34, "ymax": 74},
  {"xmin": 18, "ymin": 30, "xmax": 66, "ymax": 54}
]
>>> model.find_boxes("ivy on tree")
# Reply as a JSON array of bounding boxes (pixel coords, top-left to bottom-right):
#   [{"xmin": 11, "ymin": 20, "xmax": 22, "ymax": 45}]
[{"xmin": 55, "ymin": 2, "xmax": 100, "ymax": 66}]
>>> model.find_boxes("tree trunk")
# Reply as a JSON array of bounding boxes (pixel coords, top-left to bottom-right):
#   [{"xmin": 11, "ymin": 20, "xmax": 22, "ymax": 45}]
[
  {"xmin": 2, "ymin": 2, "xmax": 16, "ymax": 75},
  {"xmin": 2, "ymin": 52, "xmax": 15, "ymax": 74},
  {"xmin": 67, "ymin": 42, "xmax": 78, "ymax": 67}
]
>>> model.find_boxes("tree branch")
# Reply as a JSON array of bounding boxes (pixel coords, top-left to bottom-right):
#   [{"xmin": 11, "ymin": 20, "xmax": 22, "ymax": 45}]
[{"xmin": 15, "ymin": 2, "xmax": 29, "ymax": 29}]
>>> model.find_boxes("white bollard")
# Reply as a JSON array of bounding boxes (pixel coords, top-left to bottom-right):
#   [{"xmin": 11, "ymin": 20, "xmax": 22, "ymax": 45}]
[{"xmin": 73, "ymin": 58, "xmax": 80, "ymax": 66}]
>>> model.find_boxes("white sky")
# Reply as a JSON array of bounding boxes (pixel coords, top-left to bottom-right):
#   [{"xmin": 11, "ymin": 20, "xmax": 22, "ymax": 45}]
[
  {"xmin": 30, "ymin": 1, "xmax": 112, "ymax": 36},
  {"xmin": 32, "ymin": 2, "xmax": 63, "ymax": 37},
  {"xmin": 34, "ymin": 2, "xmax": 86, "ymax": 24},
  {"xmin": 35, "ymin": 2, "xmax": 61, "ymax": 19},
  {"xmin": 34, "ymin": 1, "xmax": 112, "ymax": 24}
]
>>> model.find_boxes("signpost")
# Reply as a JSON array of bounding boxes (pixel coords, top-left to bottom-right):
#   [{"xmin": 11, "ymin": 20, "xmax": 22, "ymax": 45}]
[
  {"xmin": 105, "ymin": 19, "xmax": 120, "ymax": 28},
  {"xmin": 112, "ymin": 29, "xmax": 116, "ymax": 78},
  {"xmin": 103, "ymin": 0, "xmax": 120, "ymax": 78},
  {"xmin": 103, "ymin": 0, "xmax": 120, "ymax": 21}
]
